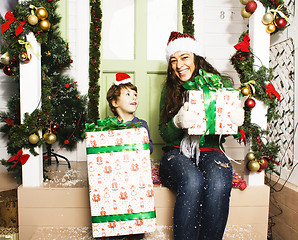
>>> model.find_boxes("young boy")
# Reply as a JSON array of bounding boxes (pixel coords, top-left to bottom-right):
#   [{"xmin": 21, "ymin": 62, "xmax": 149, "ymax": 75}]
[{"xmin": 106, "ymin": 72, "xmax": 153, "ymax": 154}]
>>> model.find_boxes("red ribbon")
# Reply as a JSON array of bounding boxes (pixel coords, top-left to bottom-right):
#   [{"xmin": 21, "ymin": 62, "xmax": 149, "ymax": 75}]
[
  {"xmin": 264, "ymin": 83, "xmax": 281, "ymax": 101},
  {"xmin": 1, "ymin": 11, "xmax": 25, "ymax": 36},
  {"xmin": 7, "ymin": 149, "xmax": 30, "ymax": 168},
  {"xmin": 234, "ymin": 33, "xmax": 250, "ymax": 52},
  {"xmin": 239, "ymin": 129, "xmax": 246, "ymax": 145}
]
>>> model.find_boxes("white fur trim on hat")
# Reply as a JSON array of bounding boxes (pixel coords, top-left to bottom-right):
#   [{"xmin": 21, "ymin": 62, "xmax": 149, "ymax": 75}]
[{"xmin": 166, "ymin": 35, "xmax": 205, "ymax": 61}]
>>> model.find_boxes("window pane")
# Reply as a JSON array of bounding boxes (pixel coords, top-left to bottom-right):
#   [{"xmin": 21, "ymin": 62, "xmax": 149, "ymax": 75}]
[
  {"xmin": 102, "ymin": 0, "xmax": 134, "ymax": 60},
  {"xmin": 147, "ymin": 0, "xmax": 177, "ymax": 61}
]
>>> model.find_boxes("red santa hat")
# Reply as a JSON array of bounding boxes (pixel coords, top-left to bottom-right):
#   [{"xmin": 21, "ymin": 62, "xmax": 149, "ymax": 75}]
[
  {"xmin": 115, "ymin": 72, "xmax": 131, "ymax": 85},
  {"xmin": 165, "ymin": 31, "xmax": 204, "ymax": 61}
]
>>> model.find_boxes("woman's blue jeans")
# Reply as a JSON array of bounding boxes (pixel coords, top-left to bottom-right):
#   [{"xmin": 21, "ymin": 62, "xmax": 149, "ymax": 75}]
[{"xmin": 159, "ymin": 149, "xmax": 233, "ymax": 240}]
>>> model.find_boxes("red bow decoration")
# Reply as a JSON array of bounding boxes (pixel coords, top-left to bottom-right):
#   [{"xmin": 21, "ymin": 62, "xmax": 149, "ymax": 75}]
[
  {"xmin": 263, "ymin": 155, "xmax": 280, "ymax": 166},
  {"xmin": 234, "ymin": 33, "xmax": 250, "ymax": 53},
  {"xmin": 7, "ymin": 149, "xmax": 30, "ymax": 168},
  {"xmin": 1, "ymin": 11, "xmax": 25, "ymax": 36},
  {"xmin": 264, "ymin": 83, "xmax": 281, "ymax": 101},
  {"xmin": 239, "ymin": 128, "xmax": 246, "ymax": 145}
]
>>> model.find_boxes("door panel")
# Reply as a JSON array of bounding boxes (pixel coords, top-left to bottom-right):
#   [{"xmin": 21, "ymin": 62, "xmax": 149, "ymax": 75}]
[{"xmin": 100, "ymin": 0, "xmax": 181, "ymax": 160}]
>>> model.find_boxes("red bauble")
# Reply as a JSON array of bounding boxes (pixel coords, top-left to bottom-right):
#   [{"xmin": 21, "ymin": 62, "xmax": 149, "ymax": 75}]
[
  {"xmin": 51, "ymin": 122, "xmax": 60, "ymax": 134},
  {"xmin": 64, "ymin": 140, "xmax": 69, "ymax": 145},
  {"xmin": 275, "ymin": 18, "xmax": 287, "ymax": 29},
  {"xmin": 259, "ymin": 159, "xmax": 269, "ymax": 169},
  {"xmin": 245, "ymin": 1, "xmax": 257, "ymax": 13},
  {"xmin": 3, "ymin": 65, "xmax": 13, "ymax": 76},
  {"xmin": 245, "ymin": 98, "xmax": 256, "ymax": 109}
]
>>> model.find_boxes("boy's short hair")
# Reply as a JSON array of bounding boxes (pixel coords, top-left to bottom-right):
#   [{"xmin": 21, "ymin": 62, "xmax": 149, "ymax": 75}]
[{"xmin": 106, "ymin": 83, "xmax": 137, "ymax": 116}]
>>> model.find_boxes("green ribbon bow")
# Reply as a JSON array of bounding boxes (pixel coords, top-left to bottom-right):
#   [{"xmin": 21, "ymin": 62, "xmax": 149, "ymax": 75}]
[
  {"xmin": 85, "ymin": 116, "xmax": 140, "ymax": 132},
  {"xmin": 183, "ymin": 69, "xmax": 223, "ymax": 91}
]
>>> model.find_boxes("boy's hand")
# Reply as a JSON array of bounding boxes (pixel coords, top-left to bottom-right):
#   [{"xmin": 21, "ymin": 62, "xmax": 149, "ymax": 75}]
[{"xmin": 173, "ymin": 102, "xmax": 197, "ymax": 129}]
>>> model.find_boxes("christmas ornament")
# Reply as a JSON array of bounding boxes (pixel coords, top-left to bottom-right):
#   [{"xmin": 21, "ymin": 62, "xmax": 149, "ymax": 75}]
[
  {"xmin": 36, "ymin": 7, "xmax": 48, "ymax": 20},
  {"xmin": 240, "ymin": 0, "xmax": 250, "ymax": 5},
  {"xmin": 245, "ymin": 98, "xmax": 256, "ymax": 109},
  {"xmin": 245, "ymin": 1, "xmax": 257, "ymax": 13},
  {"xmin": 29, "ymin": 133, "xmax": 39, "ymax": 144},
  {"xmin": 246, "ymin": 151, "xmax": 255, "ymax": 161},
  {"xmin": 7, "ymin": 149, "xmax": 30, "ymax": 168},
  {"xmin": 259, "ymin": 158, "xmax": 269, "ymax": 169},
  {"xmin": 1, "ymin": 52, "xmax": 10, "ymax": 65},
  {"xmin": 64, "ymin": 140, "xmax": 69, "ymax": 145},
  {"xmin": 45, "ymin": 133, "xmax": 57, "ymax": 145},
  {"xmin": 51, "ymin": 122, "xmax": 60, "ymax": 134},
  {"xmin": 28, "ymin": 14, "xmax": 38, "ymax": 25},
  {"xmin": 3, "ymin": 65, "xmax": 13, "ymax": 76},
  {"xmin": 275, "ymin": 18, "xmax": 287, "ymax": 29},
  {"xmin": 266, "ymin": 24, "xmax": 276, "ymax": 34},
  {"xmin": 241, "ymin": 8, "xmax": 252, "ymax": 18},
  {"xmin": 247, "ymin": 160, "xmax": 260, "ymax": 172},
  {"xmin": 262, "ymin": 12, "xmax": 274, "ymax": 25},
  {"xmin": 241, "ymin": 86, "xmax": 250, "ymax": 96},
  {"xmin": 40, "ymin": 19, "xmax": 51, "ymax": 31},
  {"xmin": 19, "ymin": 51, "xmax": 31, "ymax": 63},
  {"xmin": 43, "ymin": 131, "xmax": 50, "ymax": 140}
]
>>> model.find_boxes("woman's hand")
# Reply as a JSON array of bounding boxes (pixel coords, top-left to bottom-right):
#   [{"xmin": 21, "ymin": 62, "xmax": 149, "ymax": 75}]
[{"xmin": 173, "ymin": 102, "xmax": 198, "ymax": 129}]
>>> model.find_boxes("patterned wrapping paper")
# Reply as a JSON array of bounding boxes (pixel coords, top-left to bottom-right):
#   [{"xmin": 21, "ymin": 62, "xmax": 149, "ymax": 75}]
[
  {"xmin": 85, "ymin": 127, "xmax": 156, "ymax": 238},
  {"xmin": 188, "ymin": 89, "xmax": 240, "ymax": 135}
]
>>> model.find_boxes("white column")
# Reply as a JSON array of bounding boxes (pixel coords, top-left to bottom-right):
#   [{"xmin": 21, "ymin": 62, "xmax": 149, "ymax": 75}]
[
  {"xmin": 20, "ymin": 32, "xmax": 43, "ymax": 187},
  {"xmin": 244, "ymin": 1, "xmax": 270, "ymax": 186}
]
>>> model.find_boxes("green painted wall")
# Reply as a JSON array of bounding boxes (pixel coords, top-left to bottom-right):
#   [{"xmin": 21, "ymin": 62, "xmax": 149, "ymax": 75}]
[{"xmin": 56, "ymin": 0, "xmax": 68, "ymax": 41}]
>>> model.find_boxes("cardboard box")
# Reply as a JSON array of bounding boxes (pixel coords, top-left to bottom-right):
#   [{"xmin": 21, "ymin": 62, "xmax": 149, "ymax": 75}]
[
  {"xmin": 85, "ymin": 127, "xmax": 156, "ymax": 238},
  {"xmin": 188, "ymin": 89, "xmax": 240, "ymax": 135}
]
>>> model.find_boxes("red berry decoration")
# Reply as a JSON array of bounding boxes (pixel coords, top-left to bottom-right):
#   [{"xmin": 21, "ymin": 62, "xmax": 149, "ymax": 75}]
[
  {"xmin": 3, "ymin": 65, "xmax": 13, "ymax": 76},
  {"xmin": 65, "ymin": 83, "xmax": 70, "ymax": 89},
  {"xmin": 245, "ymin": 1, "xmax": 257, "ymax": 13},
  {"xmin": 245, "ymin": 98, "xmax": 256, "ymax": 109},
  {"xmin": 64, "ymin": 140, "xmax": 69, "ymax": 145},
  {"xmin": 275, "ymin": 18, "xmax": 287, "ymax": 29},
  {"xmin": 51, "ymin": 122, "xmax": 60, "ymax": 134}
]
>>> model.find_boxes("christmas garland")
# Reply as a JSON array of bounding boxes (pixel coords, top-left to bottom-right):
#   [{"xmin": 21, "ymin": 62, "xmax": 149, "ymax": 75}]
[
  {"xmin": 88, "ymin": 0, "xmax": 101, "ymax": 123},
  {"xmin": 182, "ymin": 0, "xmax": 194, "ymax": 35},
  {"xmin": 0, "ymin": 0, "xmax": 87, "ymax": 174},
  {"xmin": 239, "ymin": 0, "xmax": 290, "ymax": 34},
  {"xmin": 231, "ymin": 32, "xmax": 280, "ymax": 174}
]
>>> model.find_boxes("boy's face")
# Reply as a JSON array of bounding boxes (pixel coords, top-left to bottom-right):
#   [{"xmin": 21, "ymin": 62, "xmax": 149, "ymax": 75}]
[{"xmin": 113, "ymin": 87, "xmax": 138, "ymax": 116}]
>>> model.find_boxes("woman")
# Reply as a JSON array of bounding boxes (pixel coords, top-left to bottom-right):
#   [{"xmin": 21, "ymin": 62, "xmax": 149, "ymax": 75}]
[{"xmin": 159, "ymin": 31, "xmax": 235, "ymax": 240}]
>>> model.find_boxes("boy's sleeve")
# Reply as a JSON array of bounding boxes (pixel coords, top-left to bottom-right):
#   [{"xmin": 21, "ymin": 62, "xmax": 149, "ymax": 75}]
[{"xmin": 140, "ymin": 120, "xmax": 153, "ymax": 154}]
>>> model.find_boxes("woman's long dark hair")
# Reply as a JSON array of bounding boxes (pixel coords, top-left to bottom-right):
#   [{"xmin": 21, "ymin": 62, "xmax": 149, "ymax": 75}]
[{"xmin": 160, "ymin": 54, "xmax": 225, "ymax": 124}]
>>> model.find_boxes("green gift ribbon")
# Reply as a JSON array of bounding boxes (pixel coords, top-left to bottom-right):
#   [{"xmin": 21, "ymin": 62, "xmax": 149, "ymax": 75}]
[
  {"xmin": 199, "ymin": 86, "xmax": 217, "ymax": 146},
  {"xmin": 86, "ymin": 143, "xmax": 149, "ymax": 154},
  {"xmin": 92, "ymin": 211, "xmax": 156, "ymax": 223},
  {"xmin": 85, "ymin": 116, "xmax": 141, "ymax": 132},
  {"xmin": 183, "ymin": 69, "xmax": 223, "ymax": 91}
]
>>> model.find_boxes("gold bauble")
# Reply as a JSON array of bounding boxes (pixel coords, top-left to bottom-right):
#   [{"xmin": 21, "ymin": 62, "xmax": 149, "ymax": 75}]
[
  {"xmin": 29, "ymin": 133, "xmax": 39, "ymax": 144},
  {"xmin": 262, "ymin": 12, "xmax": 274, "ymax": 25},
  {"xmin": 266, "ymin": 24, "xmax": 276, "ymax": 34},
  {"xmin": 40, "ymin": 19, "xmax": 51, "ymax": 31},
  {"xmin": 246, "ymin": 151, "xmax": 255, "ymax": 161},
  {"xmin": 19, "ymin": 51, "xmax": 28, "ymax": 61},
  {"xmin": 36, "ymin": 7, "xmax": 48, "ymax": 20},
  {"xmin": 45, "ymin": 133, "xmax": 57, "ymax": 145},
  {"xmin": 241, "ymin": 7, "xmax": 252, "ymax": 18},
  {"xmin": 28, "ymin": 14, "xmax": 39, "ymax": 25},
  {"xmin": 0, "ymin": 52, "xmax": 10, "ymax": 65},
  {"xmin": 247, "ymin": 160, "xmax": 260, "ymax": 172},
  {"xmin": 241, "ymin": 86, "xmax": 250, "ymax": 96},
  {"xmin": 240, "ymin": 0, "xmax": 250, "ymax": 5}
]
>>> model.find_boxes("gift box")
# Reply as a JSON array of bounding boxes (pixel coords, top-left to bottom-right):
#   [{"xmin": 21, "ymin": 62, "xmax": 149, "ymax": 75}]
[
  {"xmin": 188, "ymin": 89, "xmax": 240, "ymax": 135},
  {"xmin": 85, "ymin": 121, "xmax": 156, "ymax": 238}
]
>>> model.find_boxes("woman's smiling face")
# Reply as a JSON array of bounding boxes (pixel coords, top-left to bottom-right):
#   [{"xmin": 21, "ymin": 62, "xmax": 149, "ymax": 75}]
[{"xmin": 170, "ymin": 51, "xmax": 195, "ymax": 82}]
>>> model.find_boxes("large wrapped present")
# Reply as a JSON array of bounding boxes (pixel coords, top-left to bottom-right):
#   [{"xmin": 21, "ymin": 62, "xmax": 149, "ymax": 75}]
[
  {"xmin": 85, "ymin": 118, "xmax": 156, "ymax": 238},
  {"xmin": 184, "ymin": 69, "xmax": 241, "ymax": 135}
]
